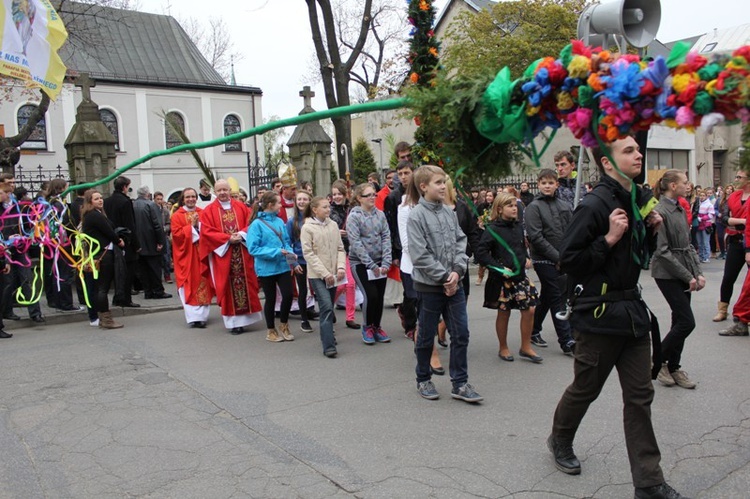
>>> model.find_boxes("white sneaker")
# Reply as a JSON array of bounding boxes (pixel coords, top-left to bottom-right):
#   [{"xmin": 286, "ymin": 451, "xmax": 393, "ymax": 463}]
[
  {"xmin": 89, "ymin": 319, "xmax": 100, "ymax": 327},
  {"xmin": 656, "ymin": 364, "xmax": 676, "ymax": 386}
]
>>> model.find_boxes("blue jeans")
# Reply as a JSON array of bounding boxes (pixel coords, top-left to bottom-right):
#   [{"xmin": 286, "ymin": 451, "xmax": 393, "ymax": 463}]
[
  {"xmin": 415, "ymin": 288, "xmax": 470, "ymax": 388},
  {"xmin": 309, "ymin": 278, "xmax": 337, "ymax": 353},
  {"xmin": 697, "ymin": 229, "xmax": 710, "ymax": 261}
]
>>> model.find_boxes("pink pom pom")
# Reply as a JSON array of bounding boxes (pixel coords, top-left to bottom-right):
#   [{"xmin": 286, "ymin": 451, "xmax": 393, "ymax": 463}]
[{"xmin": 675, "ymin": 106, "xmax": 695, "ymax": 126}]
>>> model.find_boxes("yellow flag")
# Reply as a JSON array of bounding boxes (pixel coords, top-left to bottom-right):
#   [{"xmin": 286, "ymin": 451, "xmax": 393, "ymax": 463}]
[{"xmin": 0, "ymin": 0, "xmax": 68, "ymax": 100}]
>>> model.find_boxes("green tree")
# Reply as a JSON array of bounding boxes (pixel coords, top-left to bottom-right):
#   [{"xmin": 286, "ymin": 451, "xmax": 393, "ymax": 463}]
[
  {"xmin": 352, "ymin": 137, "xmax": 377, "ymax": 184},
  {"xmin": 261, "ymin": 115, "xmax": 288, "ymax": 165},
  {"xmin": 442, "ymin": 0, "xmax": 587, "ymax": 80}
]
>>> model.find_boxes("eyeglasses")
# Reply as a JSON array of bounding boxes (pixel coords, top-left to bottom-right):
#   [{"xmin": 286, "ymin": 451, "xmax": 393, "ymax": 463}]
[
  {"xmin": 736, "ymin": 175, "xmax": 747, "ymax": 180},
  {"xmin": 360, "ymin": 193, "xmax": 376, "ymax": 198}
]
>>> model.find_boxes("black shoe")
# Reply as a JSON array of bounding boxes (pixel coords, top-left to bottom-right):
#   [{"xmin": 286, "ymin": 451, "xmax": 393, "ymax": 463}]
[
  {"xmin": 634, "ymin": 482, "xmax": 687, "ymax": 499},
  {"xmin": 324, "ymin": 348, "xmax": 337, "ymax": 358},
  {"xmin": 547, "ymin": 434, "xmax": 581, "ymax": 475},
  {"xmin": 121, "ymin": 302, "xmax": 141, "ymax": 308},
  {"xmin": 189, "ymin": 322, "xmax": 200, "ymax": 328},
  {"xmin": 519, "ymin": 350, "xmax": 543, "ymax": 363},
  {"xmin": 0, "ymin": 330, "xmax": 12, "ymax": 338},
  {"xmin": 308, "ymin": 308, "xmax": 320, "ymax": 320},
  {"xmin": 31, "ymin": 316, "xmax": 45, "ymax": 323},
  {"xmin": 4, "ymin": 313, "xmax": 20, "ymax": 321},
  {"xmin": 561, "ymin": 340, "xmax": 576, "ymax": 356},
  {"xmin": 230, "ymin": 327, "xmax": 245, "ymax": 335},
  {"xmin": 531, "ymin": 334, "xmax": 548, "ymax": 347},
  {"xmin": 431, "ymin": 365, "xmax": 446, "ymax": 376},
  {"xmin": 197, "ymin": 321, "xmax": 207, "ymax": 329},
  {"xmin": 346, "ymin": 320, "xmax": 360, "ymax": 329},
  {"xmin": 154, "ymin": 292, "xmax": 172, "ymax": 299}
]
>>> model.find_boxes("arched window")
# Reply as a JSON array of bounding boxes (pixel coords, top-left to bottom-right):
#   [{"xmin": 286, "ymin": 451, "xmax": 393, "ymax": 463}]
[
  {"xmin": 164, "ymin": 111, "xmax": 186, "ymax": 149},
  {"xmin": 17, "ymin": 104, "xmax": 47, "ymax": 150},
  {"xmin": 224, "ymin": 114, "xmax": 242, "ymax": 151},
  {"xmin": 99, "ymin": 109, "xmax": 120, "ymax": 151}
]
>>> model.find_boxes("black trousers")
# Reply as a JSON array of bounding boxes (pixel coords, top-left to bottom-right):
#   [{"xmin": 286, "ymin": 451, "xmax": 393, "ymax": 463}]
[
  {"xmin": 112, "ymin": 247, "xmax": 137, "ymax": 306},
  {"xmin": 655, "ymin": 279, "xmax": 695, "ymax": 371},
  {"xmin": 259, "ymin": 272, "xmax": 293, "ymax": 328},
  {"xmin": 294, "ymin": 265, "xmax": 309, "ymax": 321},
  {"xmin": 352, "ymin": 264, "xmax": 387, "ymax": 327},
  {"xmin": 2, "ymin": 260, "xmax": 42, "ymax": 319},
  {"xmin": 399, "ymin": 271, "xmax": 418, "ymax": 333},
  {"xmin": 552, "ymin": 331, "xmax": 664, "ymax": 488},
  {"xmin": 83, "ymin": 252, "xmax": 115, "ymax": 313},
  {"xmin": 44, "ymin": 258, "xmax": 74, "ymax": 309},
  {"xmin": 138, "ymin": 254, "xmax": 165, "ymax": 296},
  {"xmin": 532, "ymin": 262, "xmax": 573, "ymax": 346},
  {"xmin": 719, "ymin": 238, "xmax": 745, "ymax": 304}
]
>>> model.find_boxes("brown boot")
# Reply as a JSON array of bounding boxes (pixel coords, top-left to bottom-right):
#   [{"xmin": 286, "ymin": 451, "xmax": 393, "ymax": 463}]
[
  {"xmin": 266, "ymin": 328, "xmax": 283, "ymax": 342},
  {"xmin": 98, "ymin": 311, "xmax": 123, "ymax": 329},
  {"xmin": 279, "ymin": 322, "xmax": 294, "ymax": 341},
  {"xmin": 713, "ymin": 301, "xmax": 729, "ymax": 322}
]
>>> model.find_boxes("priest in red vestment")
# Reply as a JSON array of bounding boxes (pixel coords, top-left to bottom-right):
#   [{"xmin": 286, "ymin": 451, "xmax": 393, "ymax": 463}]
[
  {"xmin": 199, "ymin": 179, "xmax": 262, "ymax": 334},
  {"xmin": 172, "ymin": 187, "xmax": 214, "ymax": 328}
]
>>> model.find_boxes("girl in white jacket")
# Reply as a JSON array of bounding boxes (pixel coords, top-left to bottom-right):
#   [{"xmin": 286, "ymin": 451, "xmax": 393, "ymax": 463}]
[{"xmin": 301, "ymin": 197, "xmax": 347, "ymax": 358}]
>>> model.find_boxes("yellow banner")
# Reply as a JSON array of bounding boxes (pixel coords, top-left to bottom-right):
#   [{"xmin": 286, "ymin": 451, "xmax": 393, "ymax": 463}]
[{"xmin": 0, "ymin": 0, "xmax": 68, "ymax": 100}]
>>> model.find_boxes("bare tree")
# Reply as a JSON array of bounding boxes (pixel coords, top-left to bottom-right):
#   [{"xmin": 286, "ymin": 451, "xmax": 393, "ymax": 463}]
[
  {"xmin": 178, "ymin": 16, "xmax": 243, "ymax": 83},
  {"xmin": 306, "ymin": 0, "xmax": 374, "ymax": 177}
]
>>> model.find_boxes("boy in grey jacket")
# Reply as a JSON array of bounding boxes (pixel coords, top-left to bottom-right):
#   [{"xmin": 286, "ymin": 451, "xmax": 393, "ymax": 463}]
[
  {"xmin": 524, "ymin": 169, "xmax": 575, "ymax": 354},
  {"xmin": 407, "ymin": 165, "xmax": 482, "ymax": 403}
]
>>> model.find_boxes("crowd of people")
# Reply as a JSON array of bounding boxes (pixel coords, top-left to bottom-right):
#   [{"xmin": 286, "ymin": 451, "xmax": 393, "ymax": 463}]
[{"xmin": 2, "ymin": 135, "xmax": 747, "ymax": 498}]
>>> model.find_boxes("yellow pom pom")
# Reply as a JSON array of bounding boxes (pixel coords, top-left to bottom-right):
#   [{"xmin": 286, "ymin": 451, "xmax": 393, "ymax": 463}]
[
  {"xmin": 568, "ymin": 56, "xmax": 590, "ymax": 79},
  {"xmin": 557, "ymin": 92, "xmax": 574, "ymax": 110}
]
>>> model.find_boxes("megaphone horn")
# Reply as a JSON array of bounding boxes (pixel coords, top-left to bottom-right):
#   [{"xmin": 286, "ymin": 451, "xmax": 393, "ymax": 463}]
[{"xmin": 577, "ymin": 0, "xmax": 662, "ymax": 49}]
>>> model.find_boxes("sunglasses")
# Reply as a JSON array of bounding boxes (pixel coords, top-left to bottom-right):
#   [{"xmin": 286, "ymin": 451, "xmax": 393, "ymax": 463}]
[
  {"xmin": 360, "ymin": 193, "xmax": 376, "ymax": 198},
  {"xmin": 736, "ymin": 175, "xmax": 747, "ymax": 180}
]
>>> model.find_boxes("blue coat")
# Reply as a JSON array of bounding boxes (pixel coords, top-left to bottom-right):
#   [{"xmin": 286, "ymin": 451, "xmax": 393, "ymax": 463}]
[
  {"xmin": 285, "ymin": 213, "xmax": 307, "ymax": 265},
  {"xmin": 247, "ymin": 211, "xmax": 294, "ymax": 277}
]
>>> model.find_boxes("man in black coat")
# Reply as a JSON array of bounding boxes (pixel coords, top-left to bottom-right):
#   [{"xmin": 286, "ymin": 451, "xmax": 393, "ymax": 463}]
[
  {"xmin": 132, "ymin": 185, "xmax": 171, "ymax": 299},
  {"xmin": 547, "ymin": 136, "xmax": 686, "ymax": 499},
  {"xmin": 104, "ymin": 176, "xmax": 141, "ymax": 307}
]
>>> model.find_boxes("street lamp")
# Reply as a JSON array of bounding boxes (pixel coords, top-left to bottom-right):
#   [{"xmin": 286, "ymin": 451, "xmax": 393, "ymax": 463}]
[{"xmin": 371, "ymin": 138, "xmax": 383, "ymax": 175}]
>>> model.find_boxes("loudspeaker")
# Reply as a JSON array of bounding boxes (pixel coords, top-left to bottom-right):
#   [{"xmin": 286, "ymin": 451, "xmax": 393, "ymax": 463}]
[{"xmin": 577, "ymin": 0, "xmax": 661, "ymax": 48}]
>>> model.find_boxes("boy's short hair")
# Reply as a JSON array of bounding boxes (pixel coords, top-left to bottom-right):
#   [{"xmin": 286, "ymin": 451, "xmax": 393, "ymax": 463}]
[
  {"xmin": 554, "ymin": 150, "xmax": 575, "ymax": 164},
  {"xmin": 396, "ymin": 160, "xmax": 413, "ymax": 172},
  {"xmin": 537, "ymin": 168, "xmax": 558, "ymax": 182}
]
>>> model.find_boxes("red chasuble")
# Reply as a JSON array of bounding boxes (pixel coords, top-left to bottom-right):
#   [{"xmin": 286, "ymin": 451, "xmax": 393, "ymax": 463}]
[
  {"xmin": 199, "ymin": 199, "xmax": 262, "ymax": 317},
  {"xmin": 171, "ymin": 206, "xmax": 214, "ymax": 306}
]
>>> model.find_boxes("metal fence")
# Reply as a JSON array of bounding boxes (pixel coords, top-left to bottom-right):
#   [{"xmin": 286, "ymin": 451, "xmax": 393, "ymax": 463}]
[
  {"xmin": 15, "ymin": 164, "xmax": 71, "ymax": 195},
  {"xmin": 246, "ymin": 160, "xmax": 279, "ymax": 200}
]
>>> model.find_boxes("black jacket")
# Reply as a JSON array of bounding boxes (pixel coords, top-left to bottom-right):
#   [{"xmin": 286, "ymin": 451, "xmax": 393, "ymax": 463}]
[
  {"xmin": 524, "ymin": 193, "xmax": 573, "ymax": 263},
  {"xmin": 329, "ymin": 201, "xmax": 350, "ymax": 253},
  {"xmin": 454, "ymin": 199, "xmax": 481, "ymax": 258},
  {"xmin": 520, "ymin": 190, "xmax": 535, "ymax": 207},
  {"xmin": 560, "ymin": 175, "xmax": 655, "ymax": 337},
  {"xmin": 475, "ymin": 218, "xmax": 528, "ymax": 282},
  {"xmin": 383, "ymin": 184, "xmax": 406, "ymax": 261},
  {"xmin": 82, "ymin": 209, "xmax": 120, "ymax": 258},
  {"xmin": 133, "ymin": 197, "xmax": 166, "ymax": 256},
  {"xmin": 104, "ymin": 190, "xmax": 140, "ymax": 260}
]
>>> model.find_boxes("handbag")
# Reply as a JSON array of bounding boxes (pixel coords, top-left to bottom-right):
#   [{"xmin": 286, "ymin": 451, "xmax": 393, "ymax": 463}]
[{"xmin": 82, "ymin": 249, "xmax": 108, "ymax": 273}]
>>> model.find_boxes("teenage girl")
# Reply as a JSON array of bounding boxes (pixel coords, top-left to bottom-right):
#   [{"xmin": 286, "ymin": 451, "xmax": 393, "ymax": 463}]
[
  {"xmin": 247, "ymin": 191, "xmax": 296, "ymax": 342},
  {"xmin": 301, "ymin": 196, "xmax": 347, "ymax": 358},
  {"xmin": 475, "ymin": 192, "xmax": 541, "ymax": 363},
  {"xmin": 651, "ymin": 169, "xmax": 704, "ymax": 388},
  {"xmin": 347, "ymin": 183, "xmax": 392, "ymax": 345},
  {"xmin": 287, "ymin": 190, "xmax": 313, "ymax": 333}
]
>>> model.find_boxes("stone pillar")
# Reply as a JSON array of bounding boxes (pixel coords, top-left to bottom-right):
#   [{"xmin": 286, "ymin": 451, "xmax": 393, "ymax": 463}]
[
  {"xmin": 63, "ymin": 74, "xmax": 118, "ymax": 196},
  {"xmin": 286, "ymin": 86, "xmax": 333, "ymax": 195}
]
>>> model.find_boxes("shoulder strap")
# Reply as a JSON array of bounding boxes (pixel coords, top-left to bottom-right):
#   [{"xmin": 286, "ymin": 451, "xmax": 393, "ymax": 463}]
[{"xmin": 258, "ymin": 218, "xmax": 284, "ymax": 244}]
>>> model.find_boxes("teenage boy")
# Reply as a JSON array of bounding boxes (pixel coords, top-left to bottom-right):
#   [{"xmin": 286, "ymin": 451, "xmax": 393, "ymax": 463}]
[
  {"xmin": 548, "ymin": 136, "xmax": 687, "ymax": 499},
  {"xmin": 524, "ymin": 169, "xmax": 575, "ymax": 354}
]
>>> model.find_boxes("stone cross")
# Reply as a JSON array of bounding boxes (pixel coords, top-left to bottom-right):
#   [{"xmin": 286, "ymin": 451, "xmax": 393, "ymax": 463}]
[
  {"xmin": 300, "ymin": 86, "xmax": 315, "ymax": 108},
  {"xmin": 75, "ymin": 73, "xmax": 96, "ymax": 101}
]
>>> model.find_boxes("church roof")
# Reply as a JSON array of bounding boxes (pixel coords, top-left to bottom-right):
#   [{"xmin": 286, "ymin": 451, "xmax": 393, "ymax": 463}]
[{"xmin": 55, "ymin": 1, "xmax": 260, "ymax": 94}]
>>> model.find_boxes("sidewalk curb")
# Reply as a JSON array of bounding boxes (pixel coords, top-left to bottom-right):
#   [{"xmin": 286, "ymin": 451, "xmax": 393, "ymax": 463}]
[{"xmin": 9, "ymin": 304, "xmax": 184, "ymax": 329}]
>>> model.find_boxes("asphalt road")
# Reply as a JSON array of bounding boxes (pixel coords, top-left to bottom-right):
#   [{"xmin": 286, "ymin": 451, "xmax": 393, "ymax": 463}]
[{"xmin": 0, "ymin": 260, "xmax": 748, "ymax": 498}]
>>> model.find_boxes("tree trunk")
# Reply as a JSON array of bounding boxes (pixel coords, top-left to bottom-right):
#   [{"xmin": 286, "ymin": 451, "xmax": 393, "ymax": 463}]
[{"xmin": 0, "ymin": 90, "xmax": 50, "ymax": 173}]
